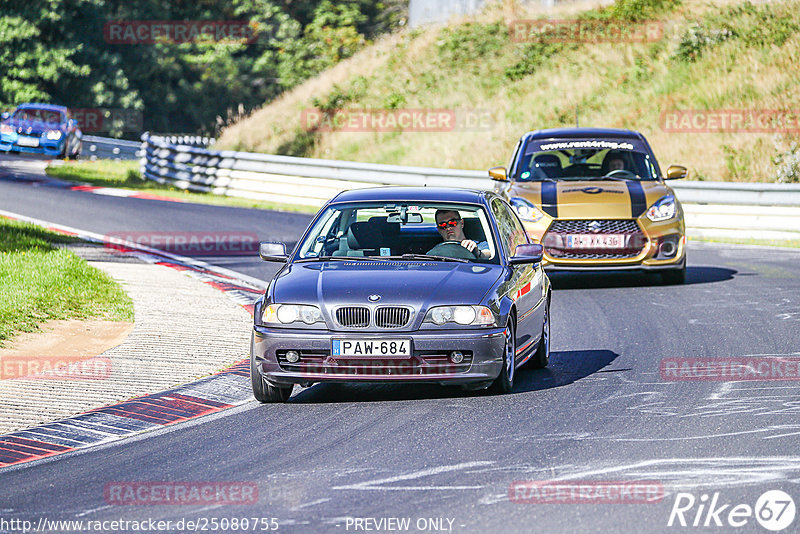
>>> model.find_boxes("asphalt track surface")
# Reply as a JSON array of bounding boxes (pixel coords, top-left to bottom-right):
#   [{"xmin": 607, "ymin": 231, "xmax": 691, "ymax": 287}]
[{"xmin": 2, "ymin": 154, "xmax": 800, "ymax": 533}]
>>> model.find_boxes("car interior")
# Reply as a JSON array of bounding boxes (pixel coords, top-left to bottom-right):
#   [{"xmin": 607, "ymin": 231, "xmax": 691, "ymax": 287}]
[{"xmin": 324, "ymin": 215, "xmax": 489, "ymax": 258}]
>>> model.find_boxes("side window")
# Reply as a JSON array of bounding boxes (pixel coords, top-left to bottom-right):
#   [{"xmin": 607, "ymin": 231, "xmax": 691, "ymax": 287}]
[{"xmin": 491, "ymin": 198, "xmax": 528, "ymax": 258}]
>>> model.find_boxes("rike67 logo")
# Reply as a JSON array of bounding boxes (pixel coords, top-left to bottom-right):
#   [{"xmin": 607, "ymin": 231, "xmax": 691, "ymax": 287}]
[{"xmin": 668, "ymin": 490, "xmax": 796, "ymax": 531}]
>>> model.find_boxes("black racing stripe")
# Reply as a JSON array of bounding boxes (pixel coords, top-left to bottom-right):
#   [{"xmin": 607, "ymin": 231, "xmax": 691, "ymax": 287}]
[
  {"xmin": 626, "ymin": 181, "xmax": 647, "ymax": 218},
  {"xmin": 541, "ymin": 181, "xmax": 558, "ymax": 218}
]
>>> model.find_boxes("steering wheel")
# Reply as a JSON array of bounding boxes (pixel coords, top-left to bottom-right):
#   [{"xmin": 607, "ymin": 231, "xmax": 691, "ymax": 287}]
[
  {"xmin": 426, "ymin": 240, "xmax": 480, "ymax": 260},
  {"xmin": 601, "ymin": 169, "xmax": 635, "ymax": 179}
]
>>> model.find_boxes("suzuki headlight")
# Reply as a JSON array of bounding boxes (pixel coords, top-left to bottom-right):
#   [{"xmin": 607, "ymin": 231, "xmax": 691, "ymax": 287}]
[
  {"xmin": 510, "ymin": 197, "xmax": 545, "ymax": 223},
  {"xmin": 45, "ymin": 130, "xmax": 62, "ymax": 140},
  {"xmin": 646, "ymin": 195, "xmax": 676, "ymax": 222},
  {"xmin": 262, "ymin": 304, "xmax": 324, "ymax": 326},
  {"xmin": 425, "ymin": 306, "xmax": 495, "ymax": 326}
]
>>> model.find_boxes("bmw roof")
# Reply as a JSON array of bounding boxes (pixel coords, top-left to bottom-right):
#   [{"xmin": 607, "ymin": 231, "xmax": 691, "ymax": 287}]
[{"xmin": 330, "ymin": 187, "xmax": 491, "ymax": 205}]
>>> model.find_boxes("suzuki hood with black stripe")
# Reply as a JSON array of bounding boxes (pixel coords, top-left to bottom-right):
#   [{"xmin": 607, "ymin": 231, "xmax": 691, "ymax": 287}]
[{"xmin": 513, "ymin": 180, "xmax": 670, "ymax": 219}]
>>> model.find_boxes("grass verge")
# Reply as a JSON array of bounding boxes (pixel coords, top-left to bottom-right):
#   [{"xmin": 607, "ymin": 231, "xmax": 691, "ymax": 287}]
[
  {"xmin": 45, "ymin": 160, "xmax": 319, "ymax": 214},
  {"xmin": 0, "ymin": 218, "xmax": 134, "ymax": 346}
]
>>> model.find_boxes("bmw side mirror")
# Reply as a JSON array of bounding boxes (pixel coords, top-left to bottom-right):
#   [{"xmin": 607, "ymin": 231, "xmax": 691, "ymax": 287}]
[
  {"xmin": 510, "ymin": 243, "xmax": 544, "ymax": 265},
  {"xmin": 489, "ymin": 166, "xmax": 508, "ymax": 182},
  {"xmin": 665, "ymin": 165, "xmax": 688, "ymax": 180},
  {"xmin": 259, "ymin": 242, "xmax": 288, "ymax": 262}
]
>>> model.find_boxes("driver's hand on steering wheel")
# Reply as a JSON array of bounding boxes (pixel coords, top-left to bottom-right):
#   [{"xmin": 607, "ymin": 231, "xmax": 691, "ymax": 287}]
[{"xmin": 461, "ymin": 240, "xmax": 484, "ymax": 257}]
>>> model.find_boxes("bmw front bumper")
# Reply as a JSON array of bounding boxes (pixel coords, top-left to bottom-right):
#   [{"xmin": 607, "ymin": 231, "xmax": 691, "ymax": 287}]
[
  {"xmin": 252, "ymin": 326, "xmax": 506, "ymax": 387},
  {"xmin": 0, "ymin": 136, "xmax": 64, "ymax": 157}
]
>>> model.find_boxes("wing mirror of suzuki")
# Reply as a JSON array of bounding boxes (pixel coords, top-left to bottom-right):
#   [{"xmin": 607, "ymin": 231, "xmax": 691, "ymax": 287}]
[
  {"xmin": 259, "ymin": 242, "xmax": 288, "ymax": 262},
  {"xmin": 666, "ymin": 165, "xmax": 689, "ymax": 180},
  {"xmin": 489, "ymin": 167, "xmax": 508, "ymax": 182},
  {"xmin": 510, "ymin": 244, "xmax": 544, "ymax": 266}
]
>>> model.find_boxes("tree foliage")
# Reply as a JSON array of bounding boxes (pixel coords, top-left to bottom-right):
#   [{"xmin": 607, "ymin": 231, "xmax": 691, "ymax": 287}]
[{"xmin": 0, "ymin": 0, "xmax": 406, "ymax": 136}]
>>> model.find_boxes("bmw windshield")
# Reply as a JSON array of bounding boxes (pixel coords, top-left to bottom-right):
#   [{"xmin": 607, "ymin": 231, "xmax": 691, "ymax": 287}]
[
  {"xmin": 516, "ymin": 139, "xmax": 659, "ymax": 182},
  {"xmin": 296, "ymin": 202, "xmax": 500, "ymax": 264},
  {"xmin": 11, "ymin": 108, "xmax": 65, "ymax": 125}
]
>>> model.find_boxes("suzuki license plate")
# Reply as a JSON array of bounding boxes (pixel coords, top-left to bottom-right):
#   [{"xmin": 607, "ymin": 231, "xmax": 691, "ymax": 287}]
[{"xmin": 566, "ymin": 234, "xmax": 626, "ymax": 249}]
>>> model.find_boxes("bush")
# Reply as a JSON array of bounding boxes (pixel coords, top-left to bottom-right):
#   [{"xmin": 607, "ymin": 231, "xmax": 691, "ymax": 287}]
[
  {"xmin": 674, "ymin": 24, "xmax": 733, "ymax": 62},
  {"xmin": 504, "ymin": 42, "xmax": 563, "ymax": 81},
  {"xmin": 609, "ymin": 0, "xmax": 682, "ymax": 21},
  {"xmin": 773, "ymin": 138, "xmax": 800, "ymax": 184},
  {"xmin": 437, "ymin": 22, "xmax": 507, "ymax": 66}
]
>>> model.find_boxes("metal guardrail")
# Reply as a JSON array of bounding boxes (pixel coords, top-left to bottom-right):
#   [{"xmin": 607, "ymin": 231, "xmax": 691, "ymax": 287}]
[
  {"xmin": 82, "ymin": 135, "xmax": 141, "ymax": 161},
  {"xmin": 140, "ymin": 134, "xmax": 800, "ymax": 239},
  {"xmin": 82, "ymin": 134, "xmax": 212, "ymax": 161}
]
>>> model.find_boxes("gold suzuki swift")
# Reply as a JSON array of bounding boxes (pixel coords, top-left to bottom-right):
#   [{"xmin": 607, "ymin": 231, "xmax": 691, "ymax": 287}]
[{"xmin": 490, "ymin": 128, "xmax": 688, "ymax": 284}]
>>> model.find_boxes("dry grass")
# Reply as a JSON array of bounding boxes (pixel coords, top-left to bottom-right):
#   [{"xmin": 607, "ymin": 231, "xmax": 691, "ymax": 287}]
[{"xmin": 217, "ymin": 0, "xmax": 800, "ymax": 183}]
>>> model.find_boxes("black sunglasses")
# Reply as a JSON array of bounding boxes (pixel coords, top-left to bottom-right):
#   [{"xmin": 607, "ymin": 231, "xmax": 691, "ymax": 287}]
[{"xmin": 436, "ymin": 218, "xmax": 460, "ymax": 229}]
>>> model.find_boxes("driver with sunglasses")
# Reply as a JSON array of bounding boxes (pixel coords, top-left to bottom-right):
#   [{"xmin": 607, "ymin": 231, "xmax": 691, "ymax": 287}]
[{"xmin": 430, "ymin": 209, "xmax": 489, "ymax": 258}]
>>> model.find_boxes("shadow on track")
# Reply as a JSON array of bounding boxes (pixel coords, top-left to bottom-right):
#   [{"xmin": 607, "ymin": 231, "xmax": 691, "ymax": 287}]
[
  {"xmin": 549, "ymin": 266, "xmax": 737, "ymax": 290},
  {"xmin": 286, "ymin": 349, "xmax": 618, "ymax": 404}
]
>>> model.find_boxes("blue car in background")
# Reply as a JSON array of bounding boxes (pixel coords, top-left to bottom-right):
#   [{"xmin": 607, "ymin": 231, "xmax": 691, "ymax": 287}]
[{"xmin": 0, "ymin": 103, "xmax": 82, "ymax": 159}]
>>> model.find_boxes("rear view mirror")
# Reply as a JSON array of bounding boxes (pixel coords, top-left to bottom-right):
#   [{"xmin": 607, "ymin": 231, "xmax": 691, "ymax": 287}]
[
  {"xmin": 259, "ymin": 242, "xmax": 288, "ymax": 262},
  {"xmin": 510, "ymin": 243, "xmax": 544, "ymax": 265},
  {"xmin": 386, "ymin": 212, "xmax": 423, "ymax": 224},
  {"xmin": 1, "ymin": 112, "xmax": 9, "ymax": 121}
]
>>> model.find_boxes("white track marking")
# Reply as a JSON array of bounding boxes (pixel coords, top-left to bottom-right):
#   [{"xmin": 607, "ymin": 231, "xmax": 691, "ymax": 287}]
[{"xmin": 332, "ymin": 461, "xmax": 493, "ymax": 491}]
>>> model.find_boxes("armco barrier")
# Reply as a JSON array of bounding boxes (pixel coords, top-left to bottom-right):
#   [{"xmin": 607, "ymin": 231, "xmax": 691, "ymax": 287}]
[
  {"xmin": 82, "ymin": 135, "xmax": 141, "ymax": 161},
  {"xmin": 83, "ymin": 134, "xmax": 211, "ymax": 161},
  {"xmin": 140, "ymin": 133, "xmax": 800, "ymax": 239}
]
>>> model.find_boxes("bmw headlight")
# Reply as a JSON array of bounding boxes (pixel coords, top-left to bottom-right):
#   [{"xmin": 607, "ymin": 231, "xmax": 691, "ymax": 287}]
[
  {"xmin": 424, "ymin": 306, "xmax": 496, "ymax": 326},
  {"xmin": 0, "ymin": 124, "xmax": 13, "ymax": 135},
  {"xmin": 510, "ymin": 197, "xmax": 545, "ymax": 223},
  {"xmin": 262, "ymin": 304, "xmax": 324, "ymax": 326},
  {"xmin": 646, "ymin": 195, "xmax": 676, "ymax": 222},
  {"xmin": 45, "ymin": 130, "xmax": 62, "ymax": 140}
]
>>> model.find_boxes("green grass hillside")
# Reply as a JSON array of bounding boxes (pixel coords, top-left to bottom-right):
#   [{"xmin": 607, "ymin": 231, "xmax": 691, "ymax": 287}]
[{"xmin": 217, "ymin": 0, "xmax": 800, "ymax": 183}]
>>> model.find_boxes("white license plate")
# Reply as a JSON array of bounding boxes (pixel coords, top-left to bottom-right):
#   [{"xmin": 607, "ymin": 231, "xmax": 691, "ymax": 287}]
[
  {"xmin": 566, "ymin": 234, "xmax": 627, "ymax": 249},
  {"xmin": 16, "ymin": 136, "xmax": 40, "ymax": 147},
  {"xmin": 332, "ymin": 339, "xmax": 411, "ymax": 358}
]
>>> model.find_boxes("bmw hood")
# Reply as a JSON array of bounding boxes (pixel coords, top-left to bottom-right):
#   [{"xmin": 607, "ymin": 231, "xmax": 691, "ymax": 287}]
[
  {"xmin": 512, "ymin": 180, "xmax": 673, "ymax": 219},
  {"xmin": 271, "ymin": 261, "xmax": 503, "ymax": 311}
]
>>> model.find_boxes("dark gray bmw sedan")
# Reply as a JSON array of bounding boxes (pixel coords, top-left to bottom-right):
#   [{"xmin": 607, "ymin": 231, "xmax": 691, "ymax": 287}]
[{"xmin": 251, "ymin": 187, "xmax": 551, "ymax": 402}]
